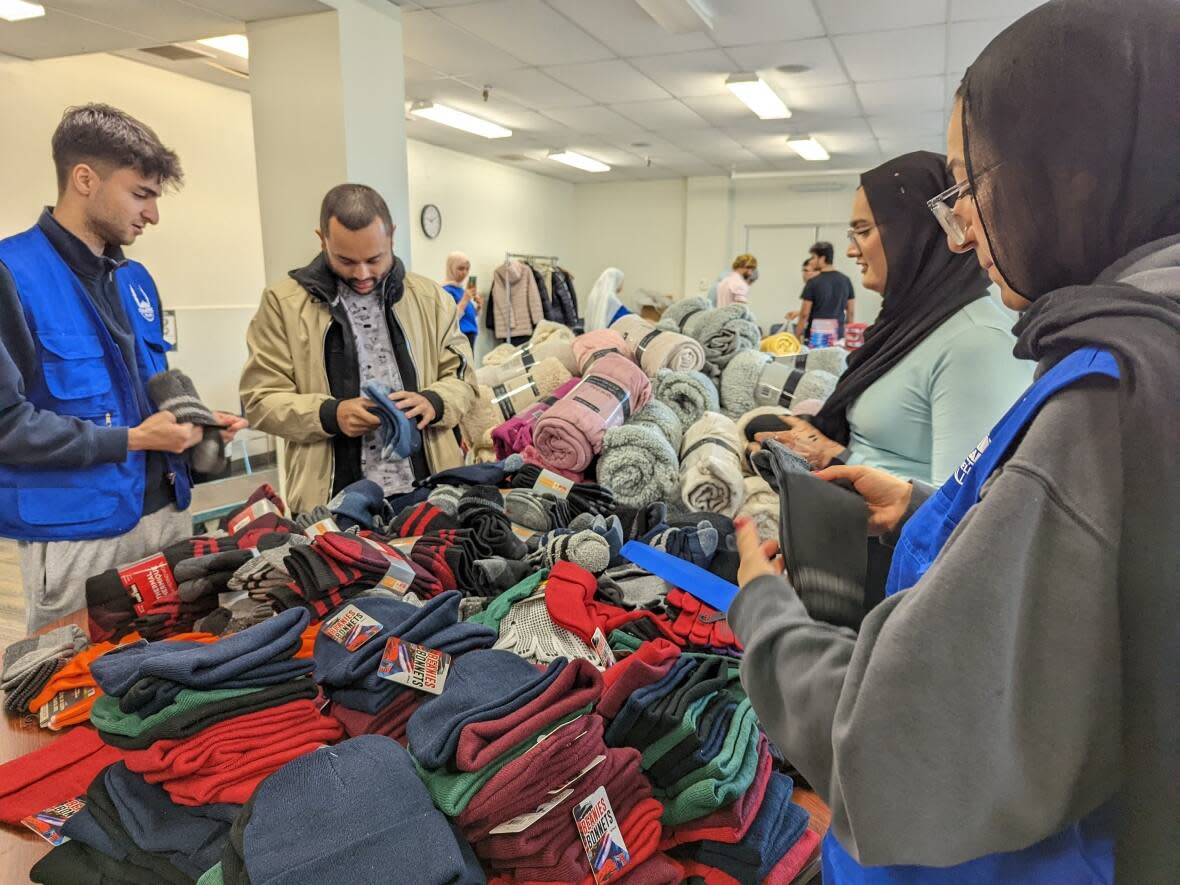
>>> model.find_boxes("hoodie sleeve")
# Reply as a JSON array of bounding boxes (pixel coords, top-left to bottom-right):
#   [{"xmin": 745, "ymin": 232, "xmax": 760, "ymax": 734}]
[
  {"xmin": 526, "ymin": 268, "xmax": 545, "ymax": 329},
  {"xmin": 239, "ymin": 287, "xmax": 336, "ymax": 445},
  {"xmin": 421, "ymin": 280, "xmax": 477, "ymax": 430}
]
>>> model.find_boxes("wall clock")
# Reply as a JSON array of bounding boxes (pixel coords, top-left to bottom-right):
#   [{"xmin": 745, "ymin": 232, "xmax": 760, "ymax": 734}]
[{"xmin": 421, "ymin": 203, "xmax": 442, "ymax": 239}]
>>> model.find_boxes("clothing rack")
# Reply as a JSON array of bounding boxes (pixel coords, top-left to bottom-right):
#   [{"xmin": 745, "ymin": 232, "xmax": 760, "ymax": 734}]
[{"xmin": 505, "ymin": 252, "xmax": 560, "ymax": 266}]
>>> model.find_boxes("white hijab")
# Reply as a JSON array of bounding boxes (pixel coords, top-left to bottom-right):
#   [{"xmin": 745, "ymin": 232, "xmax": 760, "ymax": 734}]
[{"xmin": 585, "ymin": 267, "xmax": 625, "ymax": 331}]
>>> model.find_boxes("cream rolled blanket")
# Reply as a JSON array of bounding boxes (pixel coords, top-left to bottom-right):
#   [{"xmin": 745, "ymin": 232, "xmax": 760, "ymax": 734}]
[
  {"xmin": 679, "ymin": 411, "xmax": 746, "ymax": 517},
  {"xmin": 477, "ymin": 321, "xmax": 578, "ymax": 385},
  {"xmin": 461, "ymin": 357, "xmax": 573, "ymax": 461},
  {"xmin": 611, "ymin": 314, "xmax": 706, "ymax": 376}
]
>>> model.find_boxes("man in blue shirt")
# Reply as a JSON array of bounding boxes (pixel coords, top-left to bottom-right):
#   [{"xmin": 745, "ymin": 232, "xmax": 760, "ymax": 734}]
[{"xmin": 0, "ymin": 104, "xmax": 245, "ymax": 630}]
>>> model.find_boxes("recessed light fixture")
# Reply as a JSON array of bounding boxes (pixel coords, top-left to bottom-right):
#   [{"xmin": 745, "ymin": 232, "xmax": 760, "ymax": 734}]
[
  {"xmin": 725, "ymin": 73, "xmax": 791, "ymax": 120},
  {"xmin": 786, "ymin": 138, "xmax": 830, "ymax": 161},
  {"xmin": 634, "ymin": 0, "xmax": 714, "ymax": 34},
  {"xmin": 776, "ymin": 63, "xmax": 811, "ymax": 75},
  {"xmin": 630, "ymin": 141, "xmax": 652, "ymax": 148},
  {"xmin": 197, "ymin": 34, "xmax": 249, "ymax": 59},
  {"xmin": 0, "ymin": 0, "xmax": 44, "ymax": 21},
  {"xmin": 409, "ymin": 101, "xmax": 512, "ymax": 139},
  {"xmin": 548, "ymin": 150, "xmax": 611, "ymax": 173}
]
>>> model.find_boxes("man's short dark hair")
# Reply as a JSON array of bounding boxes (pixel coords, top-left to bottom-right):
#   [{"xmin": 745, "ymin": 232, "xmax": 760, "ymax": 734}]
[
  {"xmin": 809, "ymin": 241, "xmax": 835, "ymax": 265},
  {"xmin": 320, "ymin": 184, "xmax": 394, "ymax": 236},
  {"xmin": 51, "ymin": 103, "xmax": 182, "ymax": 193},
  {"xmin": 802, "ymin": 258, "xmax": 811, "ymax": 268}
]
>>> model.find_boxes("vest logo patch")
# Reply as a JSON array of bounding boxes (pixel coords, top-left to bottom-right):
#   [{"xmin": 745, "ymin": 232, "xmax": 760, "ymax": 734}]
[
  {"xmin": 954, "ymin": 435, "xmax": 991, "ymax": 485},
  {"xmin": 131, "ymin": 285, "xmax": 155, "ymax": 322}
]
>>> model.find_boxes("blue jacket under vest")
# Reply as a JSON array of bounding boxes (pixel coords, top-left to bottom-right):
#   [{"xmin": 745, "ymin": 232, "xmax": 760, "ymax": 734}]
[{"xmin": 0, "ymin": 210, "xmax": 190, "ymax": 542}]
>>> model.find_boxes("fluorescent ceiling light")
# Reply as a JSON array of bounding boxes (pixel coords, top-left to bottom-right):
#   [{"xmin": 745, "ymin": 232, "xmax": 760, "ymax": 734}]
[
  {"xmin": 634, "ymin": 0, "xmax": 714, "ymax": 34},
  {"xmin": 0, "ymin": 0, "xmax": 44, "ymax": 22},
  {"xmin": 197, "ymin": 34, "xmax": 248, "ymax": 59},
  {"xmin": 725, "ymin": 73, "xmax": 790, "ymax": 120},
  {"xmin": 548, "ymin": 150, "xmax": 611, "ymax": 173},
  {"xmin": 409, "ymin": 101, "xmax": 512, "ymax": 139},
  {"xmin": 786, "ymin": 138, "xmax": 831, "ymax": 161}
]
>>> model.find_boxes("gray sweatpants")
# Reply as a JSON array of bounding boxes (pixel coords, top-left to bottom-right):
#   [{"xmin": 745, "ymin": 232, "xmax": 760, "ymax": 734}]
[{"xmin": 19, "ymin": 505, "xmax": 191, "ymax": 632}]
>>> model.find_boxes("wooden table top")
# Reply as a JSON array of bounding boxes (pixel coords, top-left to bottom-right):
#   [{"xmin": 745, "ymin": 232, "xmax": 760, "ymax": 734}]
[{"xmin": 0, "ymin": 609, "xmax": 831, "ymax": 882}]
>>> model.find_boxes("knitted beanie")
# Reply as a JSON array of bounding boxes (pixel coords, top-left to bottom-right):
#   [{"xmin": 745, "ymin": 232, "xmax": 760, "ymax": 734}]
[
  {"xmin": 719, "ymin": 350, "xmax": 773, "ymax": 419},
  {"xmin": 327, "ymin": 479, "xmax": 387, "ymax": 531},
  {"xmin": 0, "ymin": 726, "xmax": 124, "ymax": 824},
  {"xmin": 2, "ymin": 624, "xmax": 88, "ymax": 688}
]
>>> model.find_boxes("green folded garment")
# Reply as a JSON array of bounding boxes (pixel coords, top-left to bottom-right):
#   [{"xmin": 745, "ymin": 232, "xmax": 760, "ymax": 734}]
[
  {"xmin": 196, "ymin": 862, "xmax": 224, "ymax": 885},
  {"xmin": 91, "ymin": 679, "xmax": 317, "ymax": 750},
  {"xmin": 469, "ymin": 570, "xmax": 548, "ymax": 634},
  {"xmin": 640, "ymin": 691, "xmax": 718, "ymax": 769},
  {"xmin": 657, "ymin": 699, "xmax": 760, "ymax": 826},
  {"xmin": 416, "ymin": 703, "xmax": 590, "ymax": 816},
  {"xmin": 608, "ymin": 629, "xmax": 643, "ymax": 654}
]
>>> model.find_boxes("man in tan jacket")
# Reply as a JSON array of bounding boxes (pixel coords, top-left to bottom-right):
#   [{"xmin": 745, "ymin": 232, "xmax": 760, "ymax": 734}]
[{"xmin": 240, "ymin": 184, "xmax": 476, "ymax": 513}]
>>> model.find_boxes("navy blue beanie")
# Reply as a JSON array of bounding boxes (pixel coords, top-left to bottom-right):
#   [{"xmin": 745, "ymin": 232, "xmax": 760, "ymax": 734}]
[{"xmin": 327, "ymin": 479, "xmax": 387, "ymax": 531}]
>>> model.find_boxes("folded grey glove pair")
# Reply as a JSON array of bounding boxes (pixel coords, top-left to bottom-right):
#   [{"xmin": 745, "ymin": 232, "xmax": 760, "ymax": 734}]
[{"xmin": 147, "ymin": 369, "xmax": 230, "ymax": 473}]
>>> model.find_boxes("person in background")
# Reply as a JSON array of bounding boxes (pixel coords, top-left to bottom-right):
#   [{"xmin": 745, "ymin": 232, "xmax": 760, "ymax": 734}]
[
  {"xmin": 0, "ymin": 103, "xmax": 246, "ymax": 631},
  {"xmin": 240, "ymin": 184, "xmax": 475, "ymax": 514},
  {"xmin": 441, "ymin": 251, "xmax": 480, "ymax": 351},
  {"xmin": 758, "ymin": 152, "xmax": 1032, "ymax": 486},
  {"xmin": 732, "ymin": 0, "xmax": 1180, "ymax": 880},
  {"xmin": 795, "ymin": 241, "xmax": 854, "ymax": 340},
  {"xmin": 715, "ymin": 253, "xmax": 758, "ymax": 308},
  {"xmin": 784, "ymin": 258, "xmax": 819, "ymax": 329},
  {"xmin": 584, "ymin": 266, "xmax": 628, "ymax": 331}
]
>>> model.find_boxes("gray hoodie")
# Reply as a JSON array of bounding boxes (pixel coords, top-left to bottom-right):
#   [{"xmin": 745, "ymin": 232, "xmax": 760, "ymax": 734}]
[{"xmin": 729, "ymin": 235, "xmax": 1180, "ymax": 868}]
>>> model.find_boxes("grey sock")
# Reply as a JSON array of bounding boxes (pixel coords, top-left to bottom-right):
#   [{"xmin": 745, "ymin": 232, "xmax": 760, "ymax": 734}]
[
  {"xmin": 428, "ymin": 485, "xmax": 464, "ymax": 517},
  {"xmin": 504, "ymin": 489, "xmax": 554, "ymax": 531}
]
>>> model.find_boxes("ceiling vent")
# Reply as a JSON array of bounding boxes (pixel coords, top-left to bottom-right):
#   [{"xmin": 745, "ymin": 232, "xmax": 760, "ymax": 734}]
[
  {"xmin": 139, "ymin": 44, "xmax": 213, "ymax": 62},
  {"xmin": 496, "ymin": 154, "xmax": 531, "ymax": 163}
]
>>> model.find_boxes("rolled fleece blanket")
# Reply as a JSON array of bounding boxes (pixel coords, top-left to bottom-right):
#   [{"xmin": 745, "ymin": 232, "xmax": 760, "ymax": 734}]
[
  {"xmin": 611, "ymin": 314, "xmax": 706, "ymax": 377},
  {"xmin": 684, "ymin": 304, "xmax": 762, "ymax": 381},
  {"xmin": 571, "ymin": 329, "xmax": 634, "ymax": 375},
  {"xmin": 533, "ymin": 353, "xmax": 652, "ymax": 473},
  {"xmin": 629, "ymin": 399, "xmax": 683, "ymax": 452},
  {"xmin": 754, "ymin": 363, "xmax": 840, "ymax": 411},
  {"xmin": 680, "ymin": 411, "xmax": 746, "ymax": 517},
  {"xmin": 491, "ymin": 377, "xmax": 580, "ymax": 460},
  {"xmin": 461, "ymin": 358, "xmax": 573, "ymax": 461},
  {"xmin": 720, "ymin": 349, "xmax": 773, "ymax": 420},
  {"xmin": 657, "ymin": 296, "xmax": 710, "ymax": 334},
  {"xmin": 739, "ymin": 475, "xmax": 780, "ymax": 542},
  {"xmin": 599, "ymin": 423, "xmax": 679, "ymax": 510},
  {"xmin": 652, "ymin": 368, "xmax": 719, "ymax": 432},
  {"xmin": 761, "ymin": 332, "xmax": 803, "ymax": 356},
  {"xmin": 477, "ymin": 322, "xmax": 578, "ymax": 385},
  {"xmin": 775, "ymin": 346, "xmax": 849, "ymax": 378}
]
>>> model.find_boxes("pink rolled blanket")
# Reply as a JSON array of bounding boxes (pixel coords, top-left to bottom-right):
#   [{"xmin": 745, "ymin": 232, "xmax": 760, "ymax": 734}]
[
  {"xmin": 533, "ymin": 353, "xmax": 652, "ymax": 472},
  {"xmin": 571, "ymin": 329, "xmax": 634, "ymax": 375},
  {"xmin": 492, "ymin": 377, "xmax": 580, "ymax": 460},
  {"xmin": 612, "ymin": 313, "xmax": 706, "ymax": 377}
]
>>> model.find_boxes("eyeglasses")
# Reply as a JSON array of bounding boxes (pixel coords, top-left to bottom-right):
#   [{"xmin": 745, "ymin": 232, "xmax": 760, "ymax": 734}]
[
  {"xmin": 927, "ymin": 179, "xmax": 973, "ymax": 246},
  {"xmin": 845, "ymin": 225, "xmax": 878, "ymax": 249}
]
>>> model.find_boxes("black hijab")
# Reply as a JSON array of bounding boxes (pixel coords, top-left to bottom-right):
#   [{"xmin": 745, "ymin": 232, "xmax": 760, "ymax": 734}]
[
  {"xmin": 809, "ymin": 152, "xmax": 990, "ymax": 444},
  {"xmin": 964, "ymin": 0, "xmax": 1180, "ymax": 877}
]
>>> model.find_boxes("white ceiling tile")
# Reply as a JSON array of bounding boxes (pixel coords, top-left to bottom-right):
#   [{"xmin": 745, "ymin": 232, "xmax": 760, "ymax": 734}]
[
  {"xmin": 945, "ymin": 71, "xmax": 965, "ymax": 108},
  {"xmin": 833, "ymin": 25, "xmax": 947, "ymax": 80},
  {"xmin": 947, "ymin": 20, "xmax": 1008, "ymax": 70},
  {"xmin": 877, "ymin": 135, "xmax": 949, "ymax": 157},
  {"xmin": 613, "ymin": 99, "xmax": 709, "ymax": 131},
  {"xmin": 724, "ymin": 38, "xmax": 849, "ymax": 89},
  {"xmin": 404, "ymin": 57, "xmax": 443, "ymax": 81},
  {"xmin": 708, "ymin": 0, "xmax": 825, "ymax": 47},
  {"xmin": 629, "ymin": 50, "xmax": 739, "ymax": 99},
  {"xmin": 541, "ymin": 105, "xmax": 646, "ymax": 136},
  {"xmin": 203, "ymin": 1, "xmax": 327, "ymax": 17},
  {"xmin": 949, "ymin": 0, "xmax": 1043, "ymax": 22},
  {"xmin": 436, "ymin": 0, "xmax": 614, "ymax": 66},
  {"xmin": 868, "ymin": 111, "xmax": 948, "ymax": 139},
  {"xmin": 395, "ymin": 0, "xmax": 486, "ymax": 7},
  {"xmin": 543, "ymin": 60, "xmax": 669, "ymax": 103},
  {"xmin": 855, "ymin": 76, "xmax": 945, "ymax": 114},
  {"xmin": 401, "ymin": 11, "xmax": 528, "ymax": 78},
  {"xmin": 663, "ymin": 129, "xmax": 746, "ymax": 153},
  {"xmin": 547, "ymin": 0, "xmax": 715, "ymax": 57},
  {"xmin": 815, "ymin": 0, "xmax": 948, "ymax": 35},
  {"xmin": 682, "ymin": 94, "xmax": 767, "ymax": 127},
  {"xmin": 779, "ymin": 83, "xmax": 861, "ymax": 117},
  {"xmin": 488, "ymin": 68, "xmax": 594, "ymax": 109}
]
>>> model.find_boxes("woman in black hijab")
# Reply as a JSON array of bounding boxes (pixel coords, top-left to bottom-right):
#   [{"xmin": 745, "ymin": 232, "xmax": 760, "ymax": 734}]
[
  {"xmin": 759, "ymin": 152, "xmax": 1031, "ymax": 485},
  {"xmin": 729, "ymin": 0, "xmax": 1180, "ymax": 881}
]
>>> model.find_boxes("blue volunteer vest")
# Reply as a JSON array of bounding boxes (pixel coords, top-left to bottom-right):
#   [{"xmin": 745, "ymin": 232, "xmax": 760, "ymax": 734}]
[
  {"xmin": 0, "ymin": 225, "xmax": 191, "ymax": 541},
  {"xmin": 823, "ymin": 346, "xmax": 1120, "ymax": 884}
]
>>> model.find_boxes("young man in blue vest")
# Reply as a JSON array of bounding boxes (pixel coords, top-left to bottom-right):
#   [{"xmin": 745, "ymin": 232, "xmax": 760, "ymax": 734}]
[{"xmin": 0, "ymin": 104, "xmax": 246, "ymax": 631}]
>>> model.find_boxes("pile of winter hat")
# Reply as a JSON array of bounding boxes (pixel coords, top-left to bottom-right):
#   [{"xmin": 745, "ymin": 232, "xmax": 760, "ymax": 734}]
[{"xmin": 1, "ymin": 624, "xmax": 89, "ymax": 715}]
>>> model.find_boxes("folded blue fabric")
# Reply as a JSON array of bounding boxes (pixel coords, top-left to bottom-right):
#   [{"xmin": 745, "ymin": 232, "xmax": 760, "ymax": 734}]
[
  {"xmin": 91, "ymin": 608, "xmax": 310, "ymax": 695},
  {"xmin": 603, "ymin": 656, "xmax": 697, "ymax": 747},
  {"xmin": 695, "ymin": 773, "xmax": 810, "ymax": 880},
  {"xmin": 60, "ymin": 808, "xmax": 126, "ymax": 861},
  {"xmin": 243, "ymin": 736, "xmax": 485, "ymax": 885},
  {"xmin": 415, "ymin": 453, "xmax": 525, "ymax": 489},
  {"xmin": 361, "ymin": 380, "xmax": 422, "ymax": 461},
  {"xmin": 407, "ymin": 651, "xmax": 568, "ymax": 770},
  {"xmin": 328, "ymin": 478, "xmax": 387, "ymax": 531}
]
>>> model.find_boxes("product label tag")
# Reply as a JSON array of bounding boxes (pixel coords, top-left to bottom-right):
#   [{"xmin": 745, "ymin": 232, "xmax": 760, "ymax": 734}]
[
  {"xmin": 118, "ymin": 553, "xmax": 179, "ymax": 615},
  {"xmin": 529, "ymin": 715, "xmax": 588, "ymax": 753},
  {"xmin": 376, "ymin": 637, "xmax": 451, "ymax": 694},
  {"xmin": 591, "ymin": 628, "xmax": 617, "ymax": 670},
  {"xmin": 322, "ymin": 604, "xmax": 383, "ymax": 651},
  {"xmin": 304, "ymin": 517, "xmax": 340, "ymax": 539},
  {"xmin": 533, "ymin": 468, "xmax": 574, "ymax": 498},
  {"xmin": 489, "ymin": 788, "xmax": 574, "ymax": 834},
  {"xmin": 21, "ymin": 798, "xmax": 85, "ymax": 846},
  {"xmin": 39, "ymin": 688, "xmax": 96, "ymax": 731},
  {"xmin": 227, "ymin": 499, "xmax": 280, "ymax": 535},
  {"xmin": 573, "ymin": 786, "xmax": 630, "ymax": 885},
  {"xmin": 377, "ymin": 555, "xmax": 417, "ymax": 596}
]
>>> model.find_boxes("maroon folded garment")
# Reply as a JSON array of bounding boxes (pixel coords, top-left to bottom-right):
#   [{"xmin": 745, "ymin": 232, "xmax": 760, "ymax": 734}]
[
  {"xmin": 455, "ymin": 658, "xmax": 603, "ymax": 772},
  {"xmin": 597, "ymin": 644, "xmax": 681, "ymax": 720},
  {"xmin": 492, "ymin": 377, "xmax": 580, "ymax": 460},
  {"xmin": 329, "ymin": 692, "xmax": 423, "ymax": 744},
  {"xmin": 660, "ymin": 736, "xmax": 774, "ymax": 848},
  {"xmin": 459, "ymin": 714, "xmax": 607, "ymax": 841}
]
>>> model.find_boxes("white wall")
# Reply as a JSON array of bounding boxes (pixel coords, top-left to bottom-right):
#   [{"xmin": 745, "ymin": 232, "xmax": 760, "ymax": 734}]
[{"xmin": 0, "ymin": 51, "xmax": 266, "ymax": 412}]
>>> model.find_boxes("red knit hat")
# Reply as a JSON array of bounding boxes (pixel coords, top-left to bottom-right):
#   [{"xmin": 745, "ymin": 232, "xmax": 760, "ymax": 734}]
[{"xmin": 0, "ymin": 727, "xmax": 124, "ymax": 824}]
